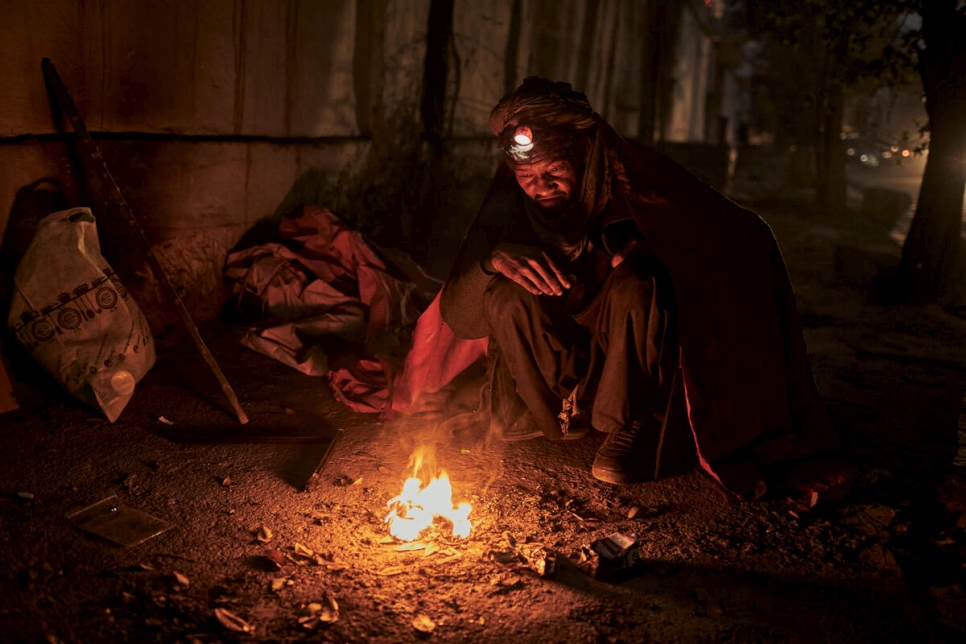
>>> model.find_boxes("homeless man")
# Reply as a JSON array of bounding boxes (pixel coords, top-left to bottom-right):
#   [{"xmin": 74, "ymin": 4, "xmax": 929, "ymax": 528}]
[{"xmin": 437, "ymin": 77, "xmax": 846, "ymax": 500}]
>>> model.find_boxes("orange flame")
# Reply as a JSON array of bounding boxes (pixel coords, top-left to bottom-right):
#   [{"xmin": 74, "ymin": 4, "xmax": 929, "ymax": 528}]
[{"xmin": 384, "ymin": 448, "xmax": 472, "ymax": 542}]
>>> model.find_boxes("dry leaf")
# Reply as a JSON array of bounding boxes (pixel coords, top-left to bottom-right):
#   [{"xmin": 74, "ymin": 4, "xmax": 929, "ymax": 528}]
[
  {"xmin": 173, "ymin": 572, "xmax": 190, "ymax": 587},
  {"xmin": 256, "ymin": 526, "xmax": 273, "ymax": 543},
  {"xmin": 220, "ymin": 477, "xmax": 232, "ymax": 487},
  {"xmin": 808, "ymin": 491, "xmax": 820, "ymax": 508},
  {"xmin": 158, "ymin": 416, "xmax": 174, "ymax": 426},
  {"xmin": 318, "ymin": 595, "xmax": 339, "ymax": 624},
  {"xmin": 423, "ymin": 543, "xmax": 441, "ymax": 557},
  {"xmin": 214, "ymin": 607, "xmax": 253, "ymax": 633},
  {"xmin": 285, "ymin": 554, "xmax": 308, "ymax": 567},
  {"xmin": 137, "ymin": 562, "xmax": 155, "ymax": 571},
  {"xmin": 412, "ymin": 614, "xmax": 436, "ymax": 633},
  {"xmin": 627, "ymin": 506, "xmax": 640, "ymax": 519},
  {"xmin": 377, "ymin": 536, "xmax": 396, "ymax": 544},
  {"xmin": 293, "ymin": 542, "xmax": 315, "ymax": 557},
  {"xmin": 394, "ymin": 541, "xmax": 427, "ymax": 552},
  {"xmin": 378, "ymin": 566, "xmax": 404, "ymax": 576},
  {"xmin": 270, "ymin": 578, "xmax": 289, "ymax": 592}
]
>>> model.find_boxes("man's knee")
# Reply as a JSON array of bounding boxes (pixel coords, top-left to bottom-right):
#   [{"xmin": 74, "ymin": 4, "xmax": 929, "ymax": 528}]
[
  {"xmin": 483, "ymin": 276, "xmax": 534, "ymax": 323},
  {"xmin": 603, "ymin": 262, "xmax": 655, "ymax": 315}
]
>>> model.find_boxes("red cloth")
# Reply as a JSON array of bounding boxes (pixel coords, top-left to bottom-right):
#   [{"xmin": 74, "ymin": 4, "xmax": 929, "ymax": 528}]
[{"xmin": 389, "ymin": 293, "xmax": 487, "ymax": 415}]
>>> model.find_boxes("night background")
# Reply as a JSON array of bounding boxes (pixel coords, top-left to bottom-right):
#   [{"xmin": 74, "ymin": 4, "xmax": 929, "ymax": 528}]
[{"xmin": 1, "ymin": 1, "xmax": 965, "ymax": 642}]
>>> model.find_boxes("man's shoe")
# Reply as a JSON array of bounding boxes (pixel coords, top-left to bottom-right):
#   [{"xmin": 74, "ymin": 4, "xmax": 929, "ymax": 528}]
[
  {"xmin": 560, "ymin": 414, "xmax": 591, "ymax": 441},
  {"xmin": 497, "ymin": 411, "xmax": 544, "ymax": 442},
  {"xmin": 592, "ymin": 419, "xmax": 657, "ymax": 484},
  {"xmin": 499, "ymin": 411, "xmax": 593, "ymax": 442}
]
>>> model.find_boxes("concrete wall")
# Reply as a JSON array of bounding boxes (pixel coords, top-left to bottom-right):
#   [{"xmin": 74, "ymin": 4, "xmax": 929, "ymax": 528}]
[{"xmin": 1, "ymin": 0, "xmax": 723, "ymax": 330}]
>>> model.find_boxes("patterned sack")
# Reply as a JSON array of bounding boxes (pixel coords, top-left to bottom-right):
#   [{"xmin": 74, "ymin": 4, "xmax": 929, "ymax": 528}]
[{"xmin": 6, "ymin": 208, "xmax": 155, "ymax": 421}]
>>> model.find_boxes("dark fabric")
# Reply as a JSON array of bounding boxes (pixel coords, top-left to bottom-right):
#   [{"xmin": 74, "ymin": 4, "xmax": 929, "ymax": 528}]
[
  {"xmin": 481, "ymin": 249, "xmax": 676, "ymax": 442},
  {"xmin": 439, "ymin": 125, "xmax": 840, "ymax": 497}
]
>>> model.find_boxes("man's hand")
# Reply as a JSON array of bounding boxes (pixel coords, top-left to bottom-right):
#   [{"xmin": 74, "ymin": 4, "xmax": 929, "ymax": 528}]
[{"xmin": 486, "ymin": 243, "xmax": 572, "ymax": 296}]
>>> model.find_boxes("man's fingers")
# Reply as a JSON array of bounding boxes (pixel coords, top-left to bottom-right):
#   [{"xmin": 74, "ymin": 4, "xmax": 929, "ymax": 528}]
[
  {"xmin": 490, "ymin": 246, "xmax": 568, "ymax": 296},
  {"xmin": 542, "ymin": 251, "xmax": 572, "ymax": 289},
  {"xmin": 507, "ymin": 264, "xmax": 558, "ymax": 296},
  {"xmin": 508, "ymin": 271, "xmax": 546, "ymax": 295},
  {"xmin": 525, "ymin": 261, "xmax": 565, "ymax": 295},
  {"xmin": 527, "ymin": 254, "xmax": 569, "ymax": 295}
]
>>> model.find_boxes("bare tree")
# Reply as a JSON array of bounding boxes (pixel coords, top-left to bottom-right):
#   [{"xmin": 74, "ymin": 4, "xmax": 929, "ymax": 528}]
[{"xmin": 896, "ymin": 0, "xmax": 966, "ymax": 300}]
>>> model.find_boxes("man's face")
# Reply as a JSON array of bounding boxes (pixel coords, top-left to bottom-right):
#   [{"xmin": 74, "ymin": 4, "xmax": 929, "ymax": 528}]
[{"xmin": 512, "ymin": 158, "xmax": 579, "ymax": 214}]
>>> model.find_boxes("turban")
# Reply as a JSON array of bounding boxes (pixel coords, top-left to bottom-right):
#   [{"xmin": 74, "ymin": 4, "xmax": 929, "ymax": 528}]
[{"xmin": 489, "ymin": 77, "xmax": 598, "ymax": 139}]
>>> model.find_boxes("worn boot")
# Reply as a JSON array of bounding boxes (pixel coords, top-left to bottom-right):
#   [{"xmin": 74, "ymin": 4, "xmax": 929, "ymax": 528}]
[
  {"xmin": 591, "ymin": 419, "xmax": 659, "ymax": 484},
  {"xmin": 496, "ymin": 409, "xmax": 592, "ymax": 442}
]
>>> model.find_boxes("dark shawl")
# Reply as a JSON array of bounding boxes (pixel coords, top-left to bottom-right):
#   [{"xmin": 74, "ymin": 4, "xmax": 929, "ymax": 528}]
[{"xmin": 439, "ymin": 81, "xmax": 841, "ymax": 495}]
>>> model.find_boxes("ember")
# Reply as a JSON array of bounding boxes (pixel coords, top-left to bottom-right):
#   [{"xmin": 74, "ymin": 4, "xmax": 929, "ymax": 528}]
[{"xmin": 384, "ymin": 449, "xmax": 472, "ymax": 542}]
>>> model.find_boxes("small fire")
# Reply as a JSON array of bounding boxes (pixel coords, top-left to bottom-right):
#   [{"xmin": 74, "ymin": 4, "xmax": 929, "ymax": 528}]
[{"xmin": 384, "ymin": 448, "xmax": 472, "ymax": 542}]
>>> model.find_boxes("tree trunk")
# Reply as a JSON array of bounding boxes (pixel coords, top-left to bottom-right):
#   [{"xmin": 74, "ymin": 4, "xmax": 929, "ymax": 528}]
[
  {"xmin": 815, "ymin": 84, "xmax": 846, "ymax": 213},
  {"xmin": 896, "ymin": 0, "xmax": 966, "ymax": 301},
  {"xmin": 420, "ymin": 0, "xmax": 454, "ymax": 152},
  {"xmin": 896, "ymin": 106, "xmax": 966, "ymax": 299}
]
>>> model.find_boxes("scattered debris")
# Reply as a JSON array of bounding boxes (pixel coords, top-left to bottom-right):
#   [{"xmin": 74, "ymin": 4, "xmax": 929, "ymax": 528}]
[
  {"xmin": 487, "ymin": 550, "xmax": 519, "ymax": 565},
  {"xmin": 158, "ymin": 416, "xmax": 175, "ymax": 426},
  {"xmin": 172, "ymin": 572, "xmax": 190, "ymax": 587},
  {"xmin": 220, "ymin": 476, "xmax": 232, "ymax": 488},
  {"xmin": 270, "ymin": 577, "xmax": 292, "ymax": 592},
  {"xmin": 66, "ymin": 494, "xmax": 172, "ymax": 547},
  {"xmin": 395, "ymin": 541, "xmax": 427, "ymax": 552},
  {"xmin": 256, "ymin": 526, "xmax": 273, "ymax": 543},
  {"xmin": 412, "ymin": 614, "xmax": 436, "ymax": 634},
  {"xmin": 535, "ymin": 551, "xmax": 558, "ymax": 579},
  {"xmin": 584, "ymin": 532, "xmax": 642, "ymax": 582},
  {"xmin": 16, "ymin": 491, "xmax": 34, "ymax": 501},
  {"xmin": 298, "ymin": 595, "xmax": 339, "ymax": 628},
  {"xmin": 378, "ymin": 566, "xmax": 405, "ymax": 576},
  {"xmin": 293, "ymin": 542, "xmax": 315, "ymax": 558},
  {"xmin": 434, "ymin": 548, "xmax": 462, "ymax": 565},
  {"xmin": 213, "ymin": 607, "xmax": 254, "ymax": 633},
  {"xmin": 627, "ymin": 506, "xmax": 640, "ymax": 519}
]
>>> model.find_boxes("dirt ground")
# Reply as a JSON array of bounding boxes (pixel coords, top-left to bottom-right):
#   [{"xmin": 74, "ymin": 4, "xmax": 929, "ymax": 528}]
[{"xmin": 3, "ymin": 196, "xmax": 966, "ymax": 643}]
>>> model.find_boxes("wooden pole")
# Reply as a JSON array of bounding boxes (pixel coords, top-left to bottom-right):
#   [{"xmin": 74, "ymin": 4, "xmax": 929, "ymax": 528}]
[{"xmin": 41, "ymin": 58, "xmax": 249, "ymax": 425}]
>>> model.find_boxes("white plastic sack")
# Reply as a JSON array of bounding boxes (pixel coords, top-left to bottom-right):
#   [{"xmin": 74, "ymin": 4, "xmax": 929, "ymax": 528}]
[{"xmin": 6, "ymin": 207, "xmax": 155, "ymax": 421}]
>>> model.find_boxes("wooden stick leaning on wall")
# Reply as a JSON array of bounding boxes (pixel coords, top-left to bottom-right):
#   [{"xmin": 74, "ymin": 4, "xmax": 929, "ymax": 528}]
[{"xmin": 40, "ymin": 57, "xmax": 249, "ymax": 425}]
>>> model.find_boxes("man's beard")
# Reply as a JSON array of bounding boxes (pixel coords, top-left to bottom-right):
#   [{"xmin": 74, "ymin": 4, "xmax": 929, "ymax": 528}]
[{"xmin": 526, "ymin": 197, "xmax": 588, "ymax": 247}]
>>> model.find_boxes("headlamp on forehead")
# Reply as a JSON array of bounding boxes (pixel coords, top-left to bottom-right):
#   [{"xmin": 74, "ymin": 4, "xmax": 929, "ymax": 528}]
[{"xmin": 505, "ymin": 125, "xmax": 535, "ymax": 162}]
